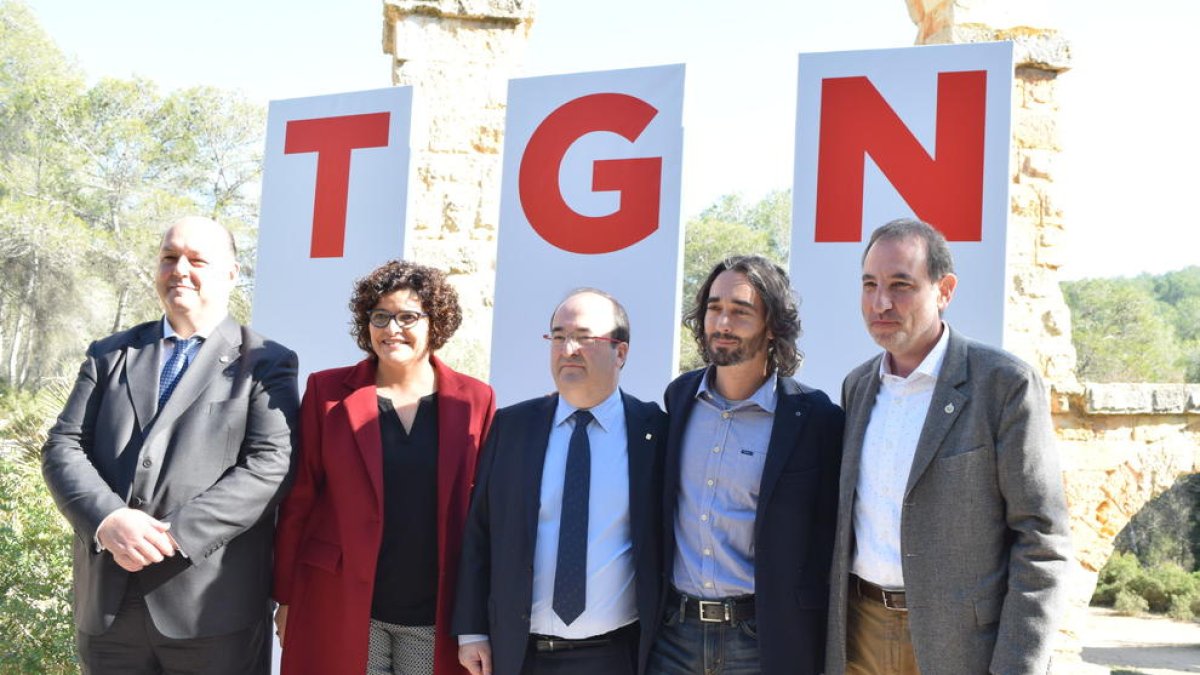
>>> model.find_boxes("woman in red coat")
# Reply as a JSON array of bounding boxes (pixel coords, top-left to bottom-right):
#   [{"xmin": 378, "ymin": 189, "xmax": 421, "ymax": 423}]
[{"xmin": 273, "ymin": 260, "xmax": 495, "ymax": 674}]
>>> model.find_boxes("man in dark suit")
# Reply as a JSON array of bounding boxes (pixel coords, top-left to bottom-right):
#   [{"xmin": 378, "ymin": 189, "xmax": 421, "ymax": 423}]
[
  {"xmin": 42, "ymin": 216, "xmax": 299, "ymax": 674},
  {"xmin": 826, "ymin": 218, "xmax": 1072, "ymax": 675},
  {"xmin": 649, "ymin": 255, "xmax": 844, "ymax": 675},
  {"xmin": 453, "ymin": 288, "xmax": 666, "ymax": 675}
]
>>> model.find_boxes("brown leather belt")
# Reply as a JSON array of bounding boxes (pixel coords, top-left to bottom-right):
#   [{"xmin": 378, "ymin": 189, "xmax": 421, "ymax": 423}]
[
  {"xmin": 669, "ymin": 588, "xmax": 755, "ymax": 624},
  {"xmin": 852, "ymin": 574, "xmax": 907, "ymax": 611}
]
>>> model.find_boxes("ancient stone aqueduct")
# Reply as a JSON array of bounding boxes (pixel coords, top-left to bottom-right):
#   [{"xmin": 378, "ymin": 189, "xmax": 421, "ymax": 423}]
[{"xmin": 377, "ymin": 0, "xmax": 1199, "ymax": 662}]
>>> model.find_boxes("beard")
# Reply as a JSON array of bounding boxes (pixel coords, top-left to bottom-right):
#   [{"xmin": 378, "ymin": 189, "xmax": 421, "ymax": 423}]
[{"xmin": 703, "ymin": 331, "xmax": 769, "ymax": 367}]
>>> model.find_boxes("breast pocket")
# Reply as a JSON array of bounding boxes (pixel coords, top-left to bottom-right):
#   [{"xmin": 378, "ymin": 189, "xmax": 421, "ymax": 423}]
[{"xmin": 727, "ymin": 445, "xmax": 769, "ymax": 502}]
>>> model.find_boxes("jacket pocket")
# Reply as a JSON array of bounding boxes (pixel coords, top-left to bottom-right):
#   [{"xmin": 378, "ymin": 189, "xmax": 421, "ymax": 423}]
[
  {"xmin": 298, "ymin": 536, "xmax": 342, "ymax": 574},
  {"xmin": 973, "ymin": 593, "xmax": 1002, "ymax": 626}
]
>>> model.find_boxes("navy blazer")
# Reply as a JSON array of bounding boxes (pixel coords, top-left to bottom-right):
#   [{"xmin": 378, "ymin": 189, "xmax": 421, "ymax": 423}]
[
  {"xmin": 452, "ymin": 391, "xmax": 667, "ymax": 675},
  {"xmin": 662, "ymin": 369, "xmax": 843, "ymax": 675}
]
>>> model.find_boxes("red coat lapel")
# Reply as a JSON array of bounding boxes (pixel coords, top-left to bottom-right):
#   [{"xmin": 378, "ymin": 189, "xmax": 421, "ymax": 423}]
[{"xmin": 341, "ymin": 359, "xmax": 385, "ymax": 514}]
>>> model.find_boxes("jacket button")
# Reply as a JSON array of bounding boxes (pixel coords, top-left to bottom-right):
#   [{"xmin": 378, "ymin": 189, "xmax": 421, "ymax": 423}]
[{"xmin": 142, "ymin": 458, "xmax": 152, "ymax": 468}]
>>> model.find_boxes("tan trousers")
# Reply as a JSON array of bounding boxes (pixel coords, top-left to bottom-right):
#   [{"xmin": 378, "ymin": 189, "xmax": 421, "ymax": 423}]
[{"xmin": 845, "ymin": 589, "xmax": 920, "ymax": 675}]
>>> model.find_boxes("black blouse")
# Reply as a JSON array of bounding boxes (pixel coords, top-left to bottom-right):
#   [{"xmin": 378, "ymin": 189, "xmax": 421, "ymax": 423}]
[{"xmin": 371, "ymin": 393, "xmax": 439, "ymax": 625}]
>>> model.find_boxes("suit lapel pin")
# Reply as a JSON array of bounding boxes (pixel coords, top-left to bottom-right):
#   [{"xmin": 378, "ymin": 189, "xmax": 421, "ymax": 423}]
[
  {"xmin": 795, "ymin": 411, "xmax": 802, "ymax": 416},
  {"xmin": 645, "ymin": 433, "xmax": 653, "ymax": 440},
  {"xmin": 944, "ymin": 403, "xmax": 955, "ymax": 414}
]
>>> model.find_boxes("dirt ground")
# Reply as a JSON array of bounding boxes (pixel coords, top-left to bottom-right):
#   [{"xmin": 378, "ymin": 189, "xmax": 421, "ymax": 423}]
[{"xmin": 1065, "ymin": 606, "xmax": 1200, "ymax": 674}]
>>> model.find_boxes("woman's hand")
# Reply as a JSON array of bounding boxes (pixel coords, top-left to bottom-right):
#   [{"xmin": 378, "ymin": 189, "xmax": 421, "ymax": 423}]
[{"xmin": 274, "ymin": 604, "xmax": 288, "ymax": 645}]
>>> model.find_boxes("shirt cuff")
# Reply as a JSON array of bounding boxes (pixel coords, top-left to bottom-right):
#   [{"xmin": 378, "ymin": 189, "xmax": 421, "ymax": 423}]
[
  {"xmin": 93, "ymin": 508, "xmax": 121, "ymax": 552},
  {"xmin": 458, "ymin": 634, "xmax": 488, "ymax": 646}
]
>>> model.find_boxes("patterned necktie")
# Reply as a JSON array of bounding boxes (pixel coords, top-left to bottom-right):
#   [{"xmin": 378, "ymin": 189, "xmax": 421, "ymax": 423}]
[
  {"xmin": 553, "ymin": 409, "xmax": 594, "ymax": 626},
  {"xmin": 158, "ymin": 336, "xmax": 201, "ymax": 410}
]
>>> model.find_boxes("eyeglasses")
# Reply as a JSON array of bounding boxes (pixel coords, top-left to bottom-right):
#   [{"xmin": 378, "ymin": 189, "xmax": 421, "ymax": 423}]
[
  {"xmin": 542, "ymin": 333, "xmax": 624, "ymax": 349},
  {"xmin": 368, "ymin": 310, "xmax": 428, "ymax": 329}
]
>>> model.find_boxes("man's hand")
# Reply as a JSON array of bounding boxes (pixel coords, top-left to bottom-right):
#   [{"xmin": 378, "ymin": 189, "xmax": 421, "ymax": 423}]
[
  {"xmin": 274, "ymin": 604, "xmax": 288, "ymax": 645},
  {"xmin": 459, "ymin": 639, "xmax": 493, "ymax": 675},
  {"xmin": 96, "ymin": 507, "xmax": 175, "ymax": 572}
]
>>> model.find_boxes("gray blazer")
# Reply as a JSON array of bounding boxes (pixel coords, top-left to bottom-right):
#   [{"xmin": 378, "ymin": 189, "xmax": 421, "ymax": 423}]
[
  {"xmin": 826, "ymin": 327, "xmax": 1071, "ymax": 675},
  {"xmin": 42, "ymin": 316, "xmax": 299, "ymax": 639}
]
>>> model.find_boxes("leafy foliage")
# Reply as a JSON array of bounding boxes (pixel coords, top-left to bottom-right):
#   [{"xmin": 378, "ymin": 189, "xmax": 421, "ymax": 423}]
[
  {"xmin": 1093, "ymin": 551, "xmax": 1200, "ymax": 621},
  {"xmin": 1062, "ymin": 267, "xmax": 1200, "ymax": 383},
  {"xmin": 0, "ymin": 0, "xmax": 264, "ymax": 393},
  {"xmin": 1113, "ymin": 473, "xmax": 1200, "ymax": 573},
  {"xmin": 0, "ymin": 456, "xmax": 75, "ymax": 672}
]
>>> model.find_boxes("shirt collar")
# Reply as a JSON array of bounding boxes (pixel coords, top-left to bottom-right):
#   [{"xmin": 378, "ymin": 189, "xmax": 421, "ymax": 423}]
[
  {"xmin": 554, "ymin": 386, "xmax": 623, "ymax": 432},
  {"xmin": 695, "ymin": 365, "xmax": 778, "ymax": 413},
  {"xmin": 162, "ymin": 314, "xmax": 224, "ymax": 342},
  {"xmin": 877, "ymin": 321, "xmax": 951, "ymax": 382}
]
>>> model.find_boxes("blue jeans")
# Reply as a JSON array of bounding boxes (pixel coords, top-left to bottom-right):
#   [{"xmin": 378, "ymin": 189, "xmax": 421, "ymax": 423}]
[{"xmin": 646, "ymin": 602, "xmax": 761, "ymax": 675}]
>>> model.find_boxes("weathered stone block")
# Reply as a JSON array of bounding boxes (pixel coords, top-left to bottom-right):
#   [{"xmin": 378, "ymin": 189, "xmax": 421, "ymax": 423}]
[
  {"xmin": 1014, "ymin": 110, "xmax": 1061, "ymax": 150},
  {"xmin": 1020, "ymin": 149, "xmax": 1057, "ymax": 181},
  {"xmin": 385, "ymin": 0, "xmax": 534, "ymax": 23},
  {"xmin": 1016, "ymin": 66, "xmax": 1058, "ymax": 107}
]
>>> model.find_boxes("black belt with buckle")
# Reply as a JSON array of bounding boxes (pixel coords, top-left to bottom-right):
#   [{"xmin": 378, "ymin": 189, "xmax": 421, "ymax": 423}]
[
  {"xmin": 531, "ymin": 635, "xmax": 610, "ymax": 652},
  {"xmin": 530, "ymin": 623, "xmax": 634, "ymax": 652},
  {"xmin": 669, "ymin": 588, "xmax": 755, "ymax": 624},
  {"xmin": 852, "ymin": 574, "xmax": 907, "ymax": 611}
]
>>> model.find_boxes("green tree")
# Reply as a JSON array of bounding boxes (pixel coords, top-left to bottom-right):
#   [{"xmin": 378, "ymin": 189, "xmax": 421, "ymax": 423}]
[
  {"xmin": 0, "ymin": 0, "xmax": 264, "ymax": 392},
  {"xmin": 1062, "ymin": 277, "xmax": 1183, "ymax": 382}
]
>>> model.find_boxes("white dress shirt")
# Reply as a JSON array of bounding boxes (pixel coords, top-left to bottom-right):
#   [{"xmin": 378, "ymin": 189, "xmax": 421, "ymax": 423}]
[{"xmin": 851, "ymin": 324, "xmax": 951, "ymax": 589}]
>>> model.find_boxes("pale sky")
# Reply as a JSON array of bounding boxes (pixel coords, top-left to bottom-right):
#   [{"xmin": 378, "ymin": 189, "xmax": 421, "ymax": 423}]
[{"xmin": 23, "ymin": 0, "xmax": 1199, "ymax": 280}]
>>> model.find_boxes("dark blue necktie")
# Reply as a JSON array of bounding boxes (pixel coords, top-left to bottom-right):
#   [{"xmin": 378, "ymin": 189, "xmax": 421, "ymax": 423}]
[
  {"xmin": 158, "ymin": 336, "xmax": 201, "ymax": 410},
  {"xmin": 553, "ymin": 409, "xmax": 593, "ymax": 625}
]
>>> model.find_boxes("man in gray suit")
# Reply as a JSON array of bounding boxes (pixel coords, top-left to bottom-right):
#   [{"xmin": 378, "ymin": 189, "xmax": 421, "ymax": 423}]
[
  {"xmin": 43, "ymin": 216, "xmax": 299, "ymax": 674},
  {"xmin": 826, "ymin": 218, "xmax": 1072, "ymax": 675}
]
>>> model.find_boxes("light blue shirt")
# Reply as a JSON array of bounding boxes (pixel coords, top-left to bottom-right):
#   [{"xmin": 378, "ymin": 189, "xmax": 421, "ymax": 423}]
[
  {"xmin": 530, "ymin": 388, "xmax": 637, "ymax": 638},
  {"xmin": 459, "ymin": 387, "xmax": 636, "ymax": 646},
  {"xmin": 672, "ymin": 368, "xmax": 776, "ymax": 598}
]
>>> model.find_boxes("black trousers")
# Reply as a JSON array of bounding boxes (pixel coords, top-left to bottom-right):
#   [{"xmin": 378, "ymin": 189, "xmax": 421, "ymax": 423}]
[
  {"xmin": 520, "ymin": 622, "xmax": 639, "ymax": 675},
  {"xmin": 76, "ymin": 577, "xmax": 270, "ymax": 675}
]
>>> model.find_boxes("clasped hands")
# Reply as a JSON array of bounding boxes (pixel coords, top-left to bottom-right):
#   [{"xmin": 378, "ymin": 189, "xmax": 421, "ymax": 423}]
[{"xmin": 96, "ymin": 507, "xmax": 180, "ymax": 572}]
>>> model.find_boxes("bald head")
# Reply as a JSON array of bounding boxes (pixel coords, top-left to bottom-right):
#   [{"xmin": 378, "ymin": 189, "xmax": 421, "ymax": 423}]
[
  {"xmin": 155, "ymin": 216, "xmax": 240, "ymax": 336},
  {"xmin": 161, "ymin": 216, "xmax": 237, "ymax": 261}
]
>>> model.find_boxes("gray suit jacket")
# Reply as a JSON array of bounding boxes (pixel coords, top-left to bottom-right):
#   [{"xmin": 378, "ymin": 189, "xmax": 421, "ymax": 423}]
[
  {"xmin": 42, "ymin": 316, "xmax": 299, "ymax": 639},
  {"xmin": 826, "ymin": 327, "xmax": 1071, "ymax": 675}
]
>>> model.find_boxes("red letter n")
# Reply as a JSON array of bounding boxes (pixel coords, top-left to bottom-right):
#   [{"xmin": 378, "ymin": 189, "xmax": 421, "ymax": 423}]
[
  {"xmin": 285, "ymin": 113, "xmax": 391, "ymax": 258},
  {"xmin": 814, "ymin": 71, "xmax": 987, "ymax": 242}
]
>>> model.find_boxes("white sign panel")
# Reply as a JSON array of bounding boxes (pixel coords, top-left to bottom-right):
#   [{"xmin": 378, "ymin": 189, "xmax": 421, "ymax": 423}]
[
  {"xmin": 253, "ymin": 87, "xmax": 413, "ymax": 382},
  {"xmin": 790, "ymin": 42, "xmax": 1013, "ymax": 398},
  {"xmin": 491, "ymin": 65, "xmax": 686, "ymax": 406}
]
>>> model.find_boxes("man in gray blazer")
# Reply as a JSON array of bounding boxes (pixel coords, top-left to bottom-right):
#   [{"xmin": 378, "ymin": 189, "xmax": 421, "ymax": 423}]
[
  {"xmin": 42, "ymin": 216, "xmax": 299, "ymax": 674},
  {"xmin": 826, "ymin": 218, "xmax": 1072, "ymax": 675}
]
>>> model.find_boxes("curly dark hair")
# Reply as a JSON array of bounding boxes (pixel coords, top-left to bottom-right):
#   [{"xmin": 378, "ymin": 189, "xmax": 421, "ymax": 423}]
[
  {"xmin": 683, "ymin": 255, "xmax": 803, "ymax": 377},
  {"xmin": 349, "ymin": 260, "xmax": 463, "ymax": 357}
]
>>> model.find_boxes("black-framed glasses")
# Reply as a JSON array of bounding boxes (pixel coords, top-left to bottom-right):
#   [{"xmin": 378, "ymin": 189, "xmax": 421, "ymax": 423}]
[
  {"xmin": 542, "ymin": 333, "xmax": 624, "ymax": 349},
  {"xmin": 368, "ymin": 310, "xmax": 428, "ymax": 329}
]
